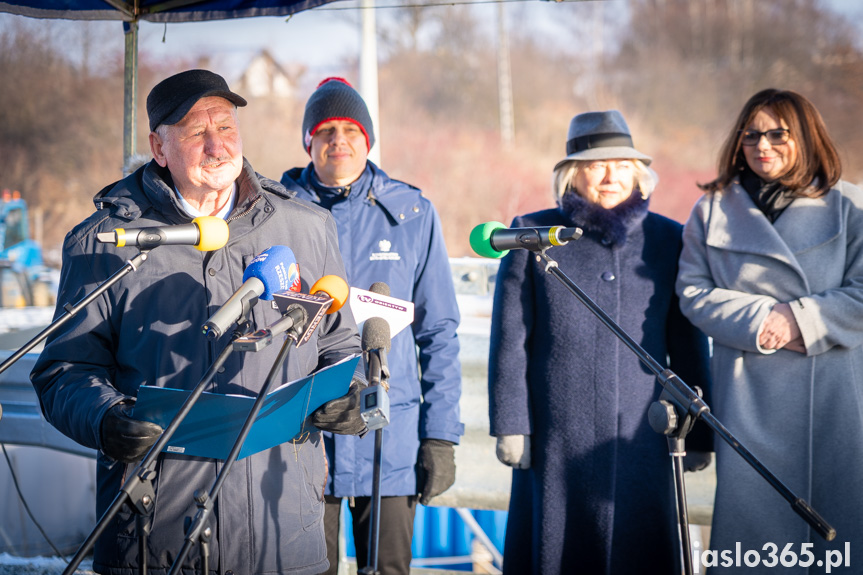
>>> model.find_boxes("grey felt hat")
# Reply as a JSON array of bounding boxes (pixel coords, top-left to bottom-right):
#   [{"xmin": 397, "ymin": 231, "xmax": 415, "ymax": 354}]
[
  {"xmin": 147, "ymin": 69, "xmax": 247, "ymax": 132},
  {"xmin": 554, "ymin": 110, "xmax": 652, "ymax": 170}
]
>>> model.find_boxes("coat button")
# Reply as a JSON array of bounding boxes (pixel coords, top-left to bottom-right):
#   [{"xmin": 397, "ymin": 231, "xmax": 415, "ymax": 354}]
[
  {"xmin": 217, "ymin": 367, "xmax": 226, "ymax": 374},
  {"xmin": 399, "ymin": 213, "xmax": 405, "ymax": 220},
  {"xmin": 601, "ymin": 238, "xmax": 612, "ymax": 246},
  {"xmin": 412, "ymin": 206, "xmax": 419, "ymax": 212},
  {"xmin": 208, "ymin": 268, "xmax": 216, "ymax": 276},
  {"xmin": 601, "ymin": 271, "xmax": 615, "ymax": 281}
]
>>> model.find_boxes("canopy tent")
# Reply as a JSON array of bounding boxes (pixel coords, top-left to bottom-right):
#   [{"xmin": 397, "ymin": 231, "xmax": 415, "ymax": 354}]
[
  {"xmin": 0, "ymin": 0, "xmax": 336, "ymax": 22},
  {"xmin": 0, "ymin": 0, "xmax": 344, "ymax": 160}
]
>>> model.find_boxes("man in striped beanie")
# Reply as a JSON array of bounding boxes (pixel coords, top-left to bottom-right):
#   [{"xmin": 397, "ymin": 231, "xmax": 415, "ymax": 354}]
[{"xmin": 282, "ymin": 78, "xmax": 463, "ymax": 575}]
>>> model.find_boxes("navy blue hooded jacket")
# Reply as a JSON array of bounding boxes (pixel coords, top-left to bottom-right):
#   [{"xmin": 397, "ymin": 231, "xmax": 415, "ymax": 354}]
[{"xmin": 281, "ymin": 162, "xmax": 463, "ymax": 497}]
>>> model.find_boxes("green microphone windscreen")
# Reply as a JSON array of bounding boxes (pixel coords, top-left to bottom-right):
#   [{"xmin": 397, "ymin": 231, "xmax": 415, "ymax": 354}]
[{"xmin": 469, "ymin": 221, "xmax": 508, "ymax": 259}]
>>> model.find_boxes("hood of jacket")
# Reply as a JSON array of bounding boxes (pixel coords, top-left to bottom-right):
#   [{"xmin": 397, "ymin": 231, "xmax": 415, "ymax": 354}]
[
  {"xmin": 95, "ymin": 157, "xmax": 294, "ymax": 225},
  {"xmin": 281, "ymin": 161, "xmax": 425, "ymax": 227}
]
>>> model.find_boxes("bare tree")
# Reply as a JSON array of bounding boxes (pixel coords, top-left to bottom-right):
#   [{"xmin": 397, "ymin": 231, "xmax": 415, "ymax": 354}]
[
  {"xmin": 612, "ymin": 0, "xmax": 863, "ymax": 170},
  {"xmin": 4, "ymin": 0, "xmax": 863, "ymax": 255}
]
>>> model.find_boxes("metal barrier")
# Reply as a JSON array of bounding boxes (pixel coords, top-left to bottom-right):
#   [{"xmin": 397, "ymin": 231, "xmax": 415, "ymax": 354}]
[{"xmin": 0, "ymin": 351, "xmax": 96, "ymax": 459}]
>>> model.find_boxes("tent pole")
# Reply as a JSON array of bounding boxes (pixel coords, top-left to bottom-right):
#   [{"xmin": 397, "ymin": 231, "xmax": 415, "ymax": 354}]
[
  {"xmin": 123, "ymin": 20, "xmax": 139, "ymax": 168},
  {"xmin": 359, "ymin": 0, "xmax": 380, "ymax": 167}
]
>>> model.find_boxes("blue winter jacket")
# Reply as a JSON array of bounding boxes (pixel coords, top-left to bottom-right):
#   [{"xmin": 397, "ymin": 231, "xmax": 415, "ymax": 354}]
[
  {"xmin": 281, "ymin": 163, "xmax": 464, "ymax": 497},
  {"xmin": 31, "ymin": 159, "xmax": 362, "ymax": 575}
]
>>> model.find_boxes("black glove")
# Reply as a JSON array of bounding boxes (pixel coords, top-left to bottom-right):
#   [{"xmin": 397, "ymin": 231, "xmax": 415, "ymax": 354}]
[
  {"xmin": 309, "ymin": 378, "xmax": 368, "ymax": 436},
  {"xmin": 100, "ymin": 402, "xmax": 164, "ymax": 464},
  {"xmin": 416, "ymin": 439, "xmax": 456, "ymax": 505},
  {"xmin": 683, "ymin": 450, "xmax": 713, "ymax": 473}
]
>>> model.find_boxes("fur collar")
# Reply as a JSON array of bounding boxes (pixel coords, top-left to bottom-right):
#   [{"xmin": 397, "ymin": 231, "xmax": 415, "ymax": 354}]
[{"xmin": 559, "ymin": 189, "xmax": 649, "ymax": 247}]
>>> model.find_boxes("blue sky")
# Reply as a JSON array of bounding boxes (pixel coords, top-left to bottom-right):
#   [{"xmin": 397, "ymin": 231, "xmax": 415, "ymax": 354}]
[
  {"xmin": 135, "ymin": 7, "xmax": 361, "ymax": 75},
  {"xmin": 0, "ymin": 0, "xmax": 623, "ymax": 78}
]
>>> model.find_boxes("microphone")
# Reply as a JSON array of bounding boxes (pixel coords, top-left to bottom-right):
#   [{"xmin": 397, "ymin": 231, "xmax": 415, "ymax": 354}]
[
  {"xmin": 360, "ymin": 316, "xmax": 392, "ymax": 429},
  {"xmin": 363, "ymin": 283, "xmax": 392, "ymax": 380},
  {"xmin": 202, "ymin": 246, "xmax": 299, "ymax": 340},
  {"xmin": 261, "ymin": 275, "xmax": 349, "ymax": 348},
  {"xmin": 368, "ymin": 282, "xmax": 390, "ymax": 297},
  {"xmin": 469, "ymin": 221, "xmax": 582, "ymax": 258},
  {"xmin": 362, "ymin": 316, "xmax": 391, "ymax": 383},
  {"xmin": 96, "ymin": 216, "xmax": 230, "ymax": 251},
  {"xmin": 363, "ymin": 282, "xmax": 392, "ymax": 385}
]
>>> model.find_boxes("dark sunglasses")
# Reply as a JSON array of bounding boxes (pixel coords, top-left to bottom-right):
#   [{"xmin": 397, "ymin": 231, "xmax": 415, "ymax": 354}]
[{"xmin": 739, "ymin": 128, "xmax": 790, "ymax": 146}]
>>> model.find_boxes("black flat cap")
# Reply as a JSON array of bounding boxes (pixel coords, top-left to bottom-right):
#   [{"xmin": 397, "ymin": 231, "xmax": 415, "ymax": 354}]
[{"xmin": 146, "ymin": 69, "xmax": 247, "ymax": 132}]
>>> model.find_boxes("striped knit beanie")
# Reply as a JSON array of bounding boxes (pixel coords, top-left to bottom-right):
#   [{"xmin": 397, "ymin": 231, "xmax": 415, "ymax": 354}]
[{"xmin": 302, "ymin": 77, "xmax": 375, "ymax": 153}]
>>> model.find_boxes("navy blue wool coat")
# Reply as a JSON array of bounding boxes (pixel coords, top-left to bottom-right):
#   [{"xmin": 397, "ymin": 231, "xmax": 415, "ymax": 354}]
[{"xmin": 488, "ymin": 202, "xmax": 711, "ymax": 575}]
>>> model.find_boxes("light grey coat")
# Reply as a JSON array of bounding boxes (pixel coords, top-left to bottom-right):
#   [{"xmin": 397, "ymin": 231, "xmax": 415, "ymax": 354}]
[{"xmin": 677, "ymin": 180, "xmax": 863, "ymax": 573}]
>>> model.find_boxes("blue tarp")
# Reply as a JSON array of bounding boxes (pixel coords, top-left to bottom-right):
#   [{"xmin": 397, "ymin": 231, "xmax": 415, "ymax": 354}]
[
  {"xmin": 0, "ymin": 0, "xmax": 341, "ymax": 22},
  {"xmin": 342, "ymin": 504, "xmax": 508, "ymax": 571}
]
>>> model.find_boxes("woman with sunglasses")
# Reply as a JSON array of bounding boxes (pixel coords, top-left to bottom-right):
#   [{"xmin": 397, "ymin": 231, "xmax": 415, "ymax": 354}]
[{"xmin": 677, "ymin": 88, "xmax": 863, "ymax": 572}]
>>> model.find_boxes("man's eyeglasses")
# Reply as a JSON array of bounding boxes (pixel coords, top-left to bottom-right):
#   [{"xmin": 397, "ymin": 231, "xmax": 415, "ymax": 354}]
[{"xmin": 739, "ymin": 129, "xmax": 790, "ymax": 147}]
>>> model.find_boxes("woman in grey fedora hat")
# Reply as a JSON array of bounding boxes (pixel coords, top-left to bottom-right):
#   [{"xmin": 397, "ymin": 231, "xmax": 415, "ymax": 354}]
[{"xmin": 488, "ymin": 110, "xmax": 712, "ymax": 574}]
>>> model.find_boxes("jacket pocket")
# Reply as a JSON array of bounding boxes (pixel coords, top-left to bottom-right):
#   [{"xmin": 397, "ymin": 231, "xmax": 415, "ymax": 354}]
[{"xmin": 297, "ymin": 434, "xmax": 327, "ymax": 531}]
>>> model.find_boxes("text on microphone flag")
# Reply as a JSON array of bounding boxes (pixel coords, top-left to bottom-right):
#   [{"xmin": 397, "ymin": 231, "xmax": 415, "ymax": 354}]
[
  {"xmin": 349, "ymin": 287, "xmax": 415, "ymax": 337},
  {"xmin": 356, "ymin": 294, "xmax": 410, "ymax": 313}
]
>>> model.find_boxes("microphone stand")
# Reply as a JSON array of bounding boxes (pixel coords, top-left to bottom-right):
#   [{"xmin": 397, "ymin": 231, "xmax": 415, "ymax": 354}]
[
  {"xmin": 62, "ymin": 314, "xmax": 256, "ymax": 575},
  {"xmin": 530, "ymin": 247, "xmax": 835, "ymax": 575},
  {"xmin": 359, "ymin": 340, "xmax": 390, "ymax": 575},
  {"xmin": 167, "ymin": 315, "xmax": 309, "ymax": 575},
  {"xmin": 0, "ymin": 251, "xmax": 151, "ymax": 377}
]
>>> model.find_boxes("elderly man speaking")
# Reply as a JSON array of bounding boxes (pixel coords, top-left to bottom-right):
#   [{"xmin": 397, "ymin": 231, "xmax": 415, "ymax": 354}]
[{"xmin": 31, "ymin": 69, "xmax": 365, "ymax": 575}]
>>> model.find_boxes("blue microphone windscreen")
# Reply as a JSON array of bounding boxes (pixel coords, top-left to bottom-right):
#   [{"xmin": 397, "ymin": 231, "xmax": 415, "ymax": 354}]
[{"xmin": 243, "ymin": 245, "xmax": 300, "ymax": 300}]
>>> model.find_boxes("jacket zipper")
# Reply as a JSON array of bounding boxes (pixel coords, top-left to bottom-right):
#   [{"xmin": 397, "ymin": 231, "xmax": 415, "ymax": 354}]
[{"xmin": 226, "ymin": 195, "xmax": 263, "ymax": 224}]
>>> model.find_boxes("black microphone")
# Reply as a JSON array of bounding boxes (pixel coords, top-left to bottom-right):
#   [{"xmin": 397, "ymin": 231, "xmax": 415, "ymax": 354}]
[
  {"xmin": 96, "ymin": 216, "xmax": 229, "ymax": 251},
  {"xmin": 260, "ymin": 275, "xmax": 350, "ymax": 348},
  {"xmin": 232, "ymin": 306, "xmax": 308, "ymax": 352},
  {"xmin": 469, "ymin": 221, "xmax": 582, "ymax": 258},
  {"xmin": 364, "ymin": 282, "xmax": 392, "ymax": 385},
  {"xmin": 368, "ymin": 282, "xmax": 391, "ymax": 297},
  {"xmin": 362, "ymin": 316, "xmax": 391, "ymax": 387},
  {"xmin": 359, "ymin": 315, "xmax": 392, "ymax": 429}
]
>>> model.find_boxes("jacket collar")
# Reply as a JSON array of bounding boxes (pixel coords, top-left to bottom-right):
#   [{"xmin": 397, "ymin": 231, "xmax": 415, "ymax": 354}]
[
  {"xmin": 707, "ymin": 181, "xmax": 842, "ymax": 262},
  {"xmin": 559, "ymin": 189, "xmax": 649, "ymax": 247},
  {"xmin": 289, "ymin": 162, "xmax": 424, "ymax": 226},
  {"xmin": 95, "ymin": 158, "xmax": 291, "ymax": 223},
  {"xmin": 367, "ymin": 163, "xmax": 425, "ymax": 226},
  {"xmin": 307, "ymin": 163, "xmax": 374, "ymax": 208}
]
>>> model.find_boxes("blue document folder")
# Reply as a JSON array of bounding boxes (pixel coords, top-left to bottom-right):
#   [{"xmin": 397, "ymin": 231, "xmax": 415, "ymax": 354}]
[{"xmin": 133, "ymin": 354, "xmax": 361, "ymax": 460}]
